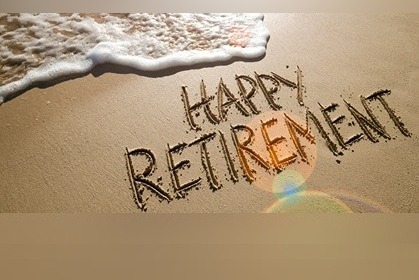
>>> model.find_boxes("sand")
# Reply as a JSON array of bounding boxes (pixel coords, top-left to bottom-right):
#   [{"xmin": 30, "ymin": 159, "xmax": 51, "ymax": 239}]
[{"xmin": 0, "ymin": 14, "xmax": 418, "ymax": 212}]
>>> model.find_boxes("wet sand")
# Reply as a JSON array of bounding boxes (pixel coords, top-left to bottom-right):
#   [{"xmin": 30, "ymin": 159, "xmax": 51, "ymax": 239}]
[{"xmin": 0, "ymin": 14, "xmax": 418, "ymax": 212}]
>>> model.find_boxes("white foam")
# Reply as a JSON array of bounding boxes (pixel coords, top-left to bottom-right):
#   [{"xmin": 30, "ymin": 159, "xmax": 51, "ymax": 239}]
[{"xmin": 0, "ymin": 13, "xmax": 270, "ymax": 103}]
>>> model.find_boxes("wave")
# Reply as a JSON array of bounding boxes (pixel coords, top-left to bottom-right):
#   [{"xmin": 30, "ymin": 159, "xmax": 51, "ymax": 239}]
[{"xmin": 0, "ymin": 13, "xmax": 270, "ymax": 104}]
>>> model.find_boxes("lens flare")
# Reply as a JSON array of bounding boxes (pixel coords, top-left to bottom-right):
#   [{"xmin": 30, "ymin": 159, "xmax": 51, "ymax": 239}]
[
  {"xmin": 265, "ymin": 190, "xmax": 353, "ymax": 213},
  {"xmin": 319, "ymin": 189, "xmax": 393, "ymax": 213},
  {"xmin": 240, "ymin": 110, "xmax": 317, "ymax": 193},
  {"xmin": 272, "ymin": 169, "xmax": 307, "ymax": 198}
]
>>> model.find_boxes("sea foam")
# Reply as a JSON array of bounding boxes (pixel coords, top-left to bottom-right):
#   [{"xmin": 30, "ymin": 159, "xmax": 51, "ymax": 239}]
[{"xmin": 0, "ymin": 13, "xmax": 270, "ymax": 104}]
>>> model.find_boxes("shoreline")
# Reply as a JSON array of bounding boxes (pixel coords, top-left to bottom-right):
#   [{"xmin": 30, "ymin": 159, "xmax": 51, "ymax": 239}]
[{"xmin": 0, "ymin": 14, "xmax": 417, "ymax": 212}]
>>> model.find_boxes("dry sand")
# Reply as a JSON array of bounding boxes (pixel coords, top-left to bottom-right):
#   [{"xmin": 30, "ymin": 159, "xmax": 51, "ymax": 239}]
[{"xmin": 0, "ymin": 14, "xmax": 418, "ymax": 212}]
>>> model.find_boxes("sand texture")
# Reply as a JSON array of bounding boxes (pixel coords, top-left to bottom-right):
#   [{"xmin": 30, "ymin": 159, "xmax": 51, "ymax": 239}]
[{"xmin": 0, "ymin": 14, "xmax": 418, "ymax": 212}]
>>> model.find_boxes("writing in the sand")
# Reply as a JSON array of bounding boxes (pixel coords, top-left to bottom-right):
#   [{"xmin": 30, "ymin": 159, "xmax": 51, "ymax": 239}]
[{"xmin": 125, "ymin": 66, "xmax": 411, "ymax": 211}]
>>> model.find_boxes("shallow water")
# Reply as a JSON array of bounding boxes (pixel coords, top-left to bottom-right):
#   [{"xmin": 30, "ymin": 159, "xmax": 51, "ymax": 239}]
[{"xmin": 0, "ymin": 13, "xmax": 270, "ymax": 103}]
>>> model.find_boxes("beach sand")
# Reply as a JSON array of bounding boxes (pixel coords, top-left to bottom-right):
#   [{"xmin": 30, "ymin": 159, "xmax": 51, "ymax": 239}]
[{"xmin": 0, "ymin": 14, "xmax": 417, "ymax": 212}]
